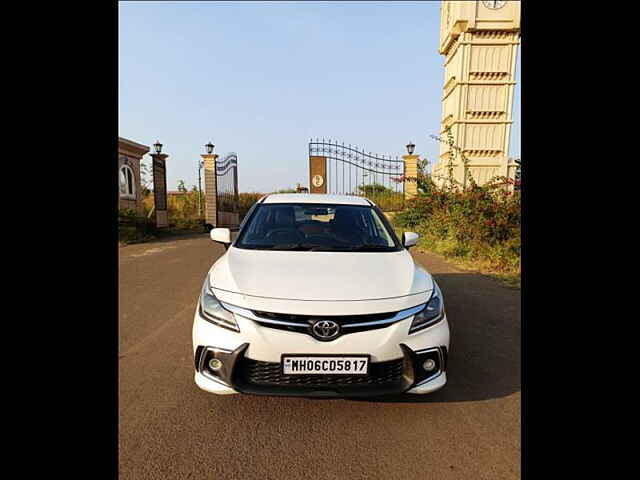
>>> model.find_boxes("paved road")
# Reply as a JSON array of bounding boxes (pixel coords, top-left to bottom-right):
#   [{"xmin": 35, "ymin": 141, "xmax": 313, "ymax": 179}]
[{"xmin": 119, "ymin": 234, "xmax": 520, "ymax": 480}]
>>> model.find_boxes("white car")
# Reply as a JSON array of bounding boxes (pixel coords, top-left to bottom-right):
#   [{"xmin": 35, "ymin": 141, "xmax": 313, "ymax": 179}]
[{"xmin": 193, "ymin": 193, "xmax": 450, "ymax": 397}]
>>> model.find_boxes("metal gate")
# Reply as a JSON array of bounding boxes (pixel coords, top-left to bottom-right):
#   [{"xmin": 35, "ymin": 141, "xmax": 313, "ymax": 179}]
[
  {"xmin": 309, "ymin": 139, "xmax": 405, "ymax": 211},
  {"xmin": 215, "ymin": 152, "xmax": 240, "ymax": 229}
]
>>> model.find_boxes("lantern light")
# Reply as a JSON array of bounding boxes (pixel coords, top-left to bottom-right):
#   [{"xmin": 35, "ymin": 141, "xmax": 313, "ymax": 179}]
[{"xmin": 406, "ymin": 141, "xmax": 416, "ymax": 155}]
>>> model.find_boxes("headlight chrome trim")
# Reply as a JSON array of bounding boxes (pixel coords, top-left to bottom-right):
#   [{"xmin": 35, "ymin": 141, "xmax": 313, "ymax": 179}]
[
  {"xmin": 199, "ymin": 280, "xmax": 240, "ymax": 332},
  {"xmin": 409, "ymin": 282, "xmax": 445, "ymax": 334}
]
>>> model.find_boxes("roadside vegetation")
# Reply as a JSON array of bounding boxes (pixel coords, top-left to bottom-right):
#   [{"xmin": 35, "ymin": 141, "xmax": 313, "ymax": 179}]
[
  {"xmin": 392, "ymin": 131, "xmax": 521, "ymax": 288},
  {"xmin": 120, "ymin": 184, "xmax": 305, "ymax": 245},
  {"xmin": 357, "ymin": 184, "xmax": 404, "ymax": 212},
  {"xmin": 239, "ymin": 192, "xmax": 264, "ymax": 218},
  {"xmin": 118, "ymin": 208, "xmax": 158, "ymax": 244},
  {"xmin": 120, "ymin": 181, "xmax": 204, "ymax": 245}
]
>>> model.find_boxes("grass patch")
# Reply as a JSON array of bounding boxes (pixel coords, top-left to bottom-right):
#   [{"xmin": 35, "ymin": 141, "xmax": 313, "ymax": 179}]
[{"xmin": 393, "ymin": 225, "xmax": 520, "ymax": 289}]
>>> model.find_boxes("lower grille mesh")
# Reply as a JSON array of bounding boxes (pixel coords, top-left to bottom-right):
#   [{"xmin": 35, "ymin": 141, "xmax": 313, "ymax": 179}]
[{"xmin": 237, "ymin": 358, "xmax": 404, "ymax": 386}]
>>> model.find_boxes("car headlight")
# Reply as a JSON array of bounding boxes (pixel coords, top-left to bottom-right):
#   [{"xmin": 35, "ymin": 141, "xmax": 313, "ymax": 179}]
[
  {"xmin": 409, "ymin": 282, "xmax": 445, "ymax": 333},
  {"xmin": 198, "ymin": 278, "xmax": 240, "ymax": 332}
]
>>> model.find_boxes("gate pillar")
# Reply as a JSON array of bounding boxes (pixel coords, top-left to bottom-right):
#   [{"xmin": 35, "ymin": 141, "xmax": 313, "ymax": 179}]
[
  {"xmin": 309, "ymin": 156, "xmax": 327, "ymax": 194},
  {"xmin": 150, "ymin": 152, "xmax": 169, "ymax": 227},
  {"xmin": 402, "ymin": 154, "xmax": 419, "ymax": 199},
  {"xmin": 202, "ymin": 153, "xmax": 219, "ymax": 229}
]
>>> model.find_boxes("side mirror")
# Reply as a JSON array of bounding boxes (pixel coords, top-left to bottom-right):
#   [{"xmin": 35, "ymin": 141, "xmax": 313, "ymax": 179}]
[
  {"xmin": 210, "ymin": 228, "xmax": 231, "ymax": 245},
  {"xmin": 402, "ymin": 232, "xmax": 419, "ymax": 249}
]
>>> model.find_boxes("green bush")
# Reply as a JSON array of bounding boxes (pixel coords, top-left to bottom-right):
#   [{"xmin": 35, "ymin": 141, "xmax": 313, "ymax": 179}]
[
  {"xmin": 369, "ymin": 191, "xmax": 405, "ymax": 212},
  {"xmin": 357, "ymin": 184, "xmax": 405, "ymax": 212},
  {"xmin": 239, "ymin": 192, "xmax": 264, "ymax": 220},
  {"xmin": 170, "ymin": 217, "xmax": 204, "ymax": 231},
  {"xmin": 274, "ymin": 188, "xmax": 297, "ymax": 193},
  {"xmin": 118, "ymin": 209, "xmax": 158, "ymax": 244},
  {"xmin": 168, "ymin": 188, "xmax": 201, "ymax": 220},
  {"xmin": 394, "ymin": 178, "xmax": 520, "ymax": 276}
]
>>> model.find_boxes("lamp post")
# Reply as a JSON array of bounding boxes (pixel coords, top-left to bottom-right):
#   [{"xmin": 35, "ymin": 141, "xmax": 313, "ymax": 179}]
[
  {"xmin": 199, "ymin": 142, "xmax": 214, "ymax": 218},
  {"xmin": 150, "ymin": 140, "xmax": 169, "ymax": 228}
]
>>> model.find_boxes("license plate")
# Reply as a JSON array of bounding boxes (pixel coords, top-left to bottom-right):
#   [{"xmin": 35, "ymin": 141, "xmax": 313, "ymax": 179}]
[{"xmin": 282, "ymin": 355, "xmax": 370, "ymax": 375}]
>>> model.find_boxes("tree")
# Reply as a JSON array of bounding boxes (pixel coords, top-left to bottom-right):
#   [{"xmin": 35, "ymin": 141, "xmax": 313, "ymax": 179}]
[
  {"xmin": 415, "ymin": 158, "xmax": 436, "ymax": 196},
  {"xmin": 139, "ymin": 159, "xmax": 153, "ymax": 196}
]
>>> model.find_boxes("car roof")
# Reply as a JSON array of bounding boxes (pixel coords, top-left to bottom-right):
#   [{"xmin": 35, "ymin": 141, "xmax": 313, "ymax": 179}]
[{"xmin": 261, "ymin": 193, "xmax": 372, "ymax": 206}]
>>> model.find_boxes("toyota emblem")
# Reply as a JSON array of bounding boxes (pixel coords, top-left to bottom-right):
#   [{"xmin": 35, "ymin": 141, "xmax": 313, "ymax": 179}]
[{"xmin": 311, "ymin": 320, "xmax": 340, "ymax": 340}]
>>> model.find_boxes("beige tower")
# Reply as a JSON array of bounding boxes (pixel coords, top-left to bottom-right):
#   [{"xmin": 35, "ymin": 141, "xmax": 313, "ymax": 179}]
[{"xmin": 432, "ymin": 0, "xmax": 520, "ymax": 188}]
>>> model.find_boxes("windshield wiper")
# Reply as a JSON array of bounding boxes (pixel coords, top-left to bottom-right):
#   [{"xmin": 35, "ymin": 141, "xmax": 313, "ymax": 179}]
[
  {"xmin": 274, "ymin": 243, "xmax": 352, "ymax": 251},
  {"xmin": 347, "ymin": 244, "xmax": 395, "ymax": 252},
  {"xmin": 308, "ymin": 245, "xmax": 353, "ymax": 251},
  {"xmin": 264, "ymin": 244, "xmax": 310, "ymax": 250},
  {"xmin": 307, "ymin": 244, "xmax": 394, "ymax": 252}
]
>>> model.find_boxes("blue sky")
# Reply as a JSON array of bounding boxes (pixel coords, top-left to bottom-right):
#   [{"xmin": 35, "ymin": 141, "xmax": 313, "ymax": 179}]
[{"xmin": 119, "ymin": 1, "xmax": 520, "ymax": 193}]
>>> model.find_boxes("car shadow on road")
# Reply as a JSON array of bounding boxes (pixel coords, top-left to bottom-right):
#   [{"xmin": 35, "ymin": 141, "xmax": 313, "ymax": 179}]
[{"xmin": 351, "ymin": 271, "xmax": 521, "ymax": 404}]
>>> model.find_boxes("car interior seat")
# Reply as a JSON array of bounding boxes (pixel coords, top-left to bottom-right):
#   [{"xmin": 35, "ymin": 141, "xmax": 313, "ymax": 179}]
[{"xmin": 264, "ymin": 206, "xmax": 301, "ymax": 244}]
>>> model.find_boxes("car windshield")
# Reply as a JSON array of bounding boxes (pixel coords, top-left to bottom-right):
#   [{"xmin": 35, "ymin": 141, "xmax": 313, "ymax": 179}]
[{"xmin": 235, "ymin": 203, "xmax": 400, "ymax": 252}]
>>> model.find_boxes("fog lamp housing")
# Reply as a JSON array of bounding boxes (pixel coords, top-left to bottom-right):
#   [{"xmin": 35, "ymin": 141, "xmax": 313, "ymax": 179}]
[
  {"xmin": 423, "ymin": 358, "xmax": 436, "ymax": 372},
  {"xmin": 411, "ymin": 347, "xmax": 443, "ymax": 385},
  {"xmin": 208, "ymin": 358, "xmax": 223, "ymax": 371}
]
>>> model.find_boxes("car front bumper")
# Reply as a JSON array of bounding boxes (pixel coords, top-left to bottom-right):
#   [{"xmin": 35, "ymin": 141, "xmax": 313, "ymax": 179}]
[{"xmin": 193, "ymin": 306, "xmax": 450, "ymax": 397}]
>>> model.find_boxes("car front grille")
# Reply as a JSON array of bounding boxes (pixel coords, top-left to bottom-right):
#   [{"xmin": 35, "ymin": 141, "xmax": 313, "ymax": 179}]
[
  {"xmin": 249, "ymin": 309, "xmax": 409, "ymax": 339},
  {"xmin": 252, "ymin": 310, "xmax": 395, "ymax": 325},
  {"xmin": 237, "ymin": 357, "xmax": 405, "ymax": 387}
]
